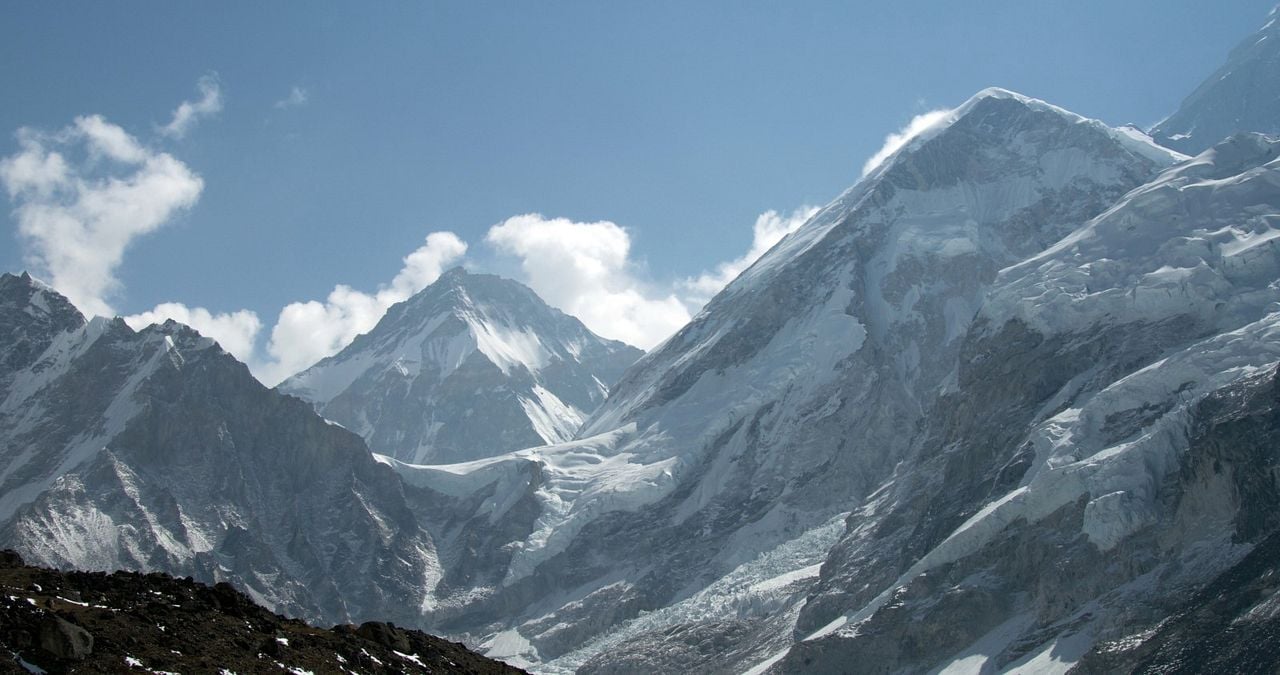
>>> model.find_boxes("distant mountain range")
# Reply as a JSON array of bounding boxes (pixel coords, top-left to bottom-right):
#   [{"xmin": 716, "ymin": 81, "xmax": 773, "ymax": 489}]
[{"xmin": 2, "ymin": 7, "xmax": 1280, "ymax": 675}]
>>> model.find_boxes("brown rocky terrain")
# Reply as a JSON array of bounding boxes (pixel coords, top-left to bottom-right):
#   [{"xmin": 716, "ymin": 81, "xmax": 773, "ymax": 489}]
[{"xmin": 0, "ymin": 551, "xmax": 524, "ymax": 674}]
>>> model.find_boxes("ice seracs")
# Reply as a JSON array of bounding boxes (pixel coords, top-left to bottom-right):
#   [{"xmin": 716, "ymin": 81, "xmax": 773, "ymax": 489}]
[{"xmin": 279, "ymin": 267, "xmax": 641, "ymax": 464}]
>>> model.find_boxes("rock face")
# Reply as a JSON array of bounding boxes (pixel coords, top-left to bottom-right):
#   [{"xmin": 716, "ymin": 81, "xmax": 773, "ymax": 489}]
[
  {"xmin": 280, "ymin": 268, "xmax": 641, "ymax": 464},
  {"xmin": 381, "ymin": 88, "xmax": 1187, "ymax": 672},
  {"xmin": 0, "ymin": 550, "xmax": 525, "ymax": 674},
  {"xmin": 0, "ymin": 272, "xmax": 83, "ymax": 394},
  {"xmin": 0, "ymin": 272, "xmax": 437, "ymax": 628},
  {"xmin": 1152, "ymin": 6, "xmax": 1280, "ymax": 154},
  {"xmin": 771, "ymin": 133, "xmax": 1280, "ymax": 673}
]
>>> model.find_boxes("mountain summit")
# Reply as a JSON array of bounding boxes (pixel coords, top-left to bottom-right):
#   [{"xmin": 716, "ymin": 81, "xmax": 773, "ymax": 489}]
[
  {"xmin": 0, "ymin": 272, "xmax": 438, "ymax": 625},
  {"xmin": 379, "ymin": 88, "xmax": 1184, "ymax": 672},
  {"xmin": 279, "ymin": 268, "xmax": 641, "ymax": 464},
  {"xmin": 1152, "ymin": 6, "xmax": 1280, "ymax": 153}
]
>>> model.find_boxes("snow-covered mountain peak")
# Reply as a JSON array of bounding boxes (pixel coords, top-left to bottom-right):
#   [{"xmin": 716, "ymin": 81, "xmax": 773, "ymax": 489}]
[
  {"xmin": 280, "ymin": 269, "xmax": 641, "ymax": 464},
  {"xmin": 717, "ymin": 89, "xmax": 1182, "ymax": 310},
  {"xmin": 0, "ymin": 272, "xmax": 81, "ymax": 326},
  {"xmin": 0, "ymin": 280, "xmax": 440, "ymax": 627},
  {"xmin": 1152, "ymin": 5, "xmax": 1280, "ymax": 154},
  {"xmin": 593, "ymin": 92, "xmax": 1179, "ymax": 436},
  {"xmin": 400, "ymin": 266, "xmax": 538, "ymax": 315},
  {"xmin": 0, "ymin": 272, "xmax": 85, "ymax": 394},
  {"xmin": 862, "ymin": 87, "xmax": 1180, "ymax": 186}
]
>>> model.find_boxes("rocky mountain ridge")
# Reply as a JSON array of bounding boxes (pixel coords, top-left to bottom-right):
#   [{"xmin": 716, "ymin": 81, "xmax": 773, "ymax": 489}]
[
  {"xmin": 0, "ymin": 549, "xmax": 524, "ymax": 674},
  {"xmin": 0, "ymin": 273, "xmax": 439, "ymax": 628}
]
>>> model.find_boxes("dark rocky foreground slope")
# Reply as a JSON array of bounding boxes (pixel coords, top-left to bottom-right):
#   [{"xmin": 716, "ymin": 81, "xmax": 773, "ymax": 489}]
[{"xmin": 0, "ymin": 551, "xmax": 524, "ymax": 674}]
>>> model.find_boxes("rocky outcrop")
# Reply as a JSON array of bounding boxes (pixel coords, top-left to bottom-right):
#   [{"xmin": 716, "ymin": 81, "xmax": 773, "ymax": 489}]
[{"xmin": 0, "ymin": 551, "xmax": 525, "ymax": 674}]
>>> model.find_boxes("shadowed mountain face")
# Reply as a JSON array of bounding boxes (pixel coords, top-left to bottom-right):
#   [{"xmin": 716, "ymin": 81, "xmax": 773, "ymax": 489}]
[
  {"xmin": 1152, "ymin": 6, "xmax": 1280, "ymax": 154},
  {"xmin": 280, "ymin": 268, "xmax": 642, "ymax": 465},
  {"xmin": 0, "ymin": 271, "xmax": 438, "ymax": 628}
]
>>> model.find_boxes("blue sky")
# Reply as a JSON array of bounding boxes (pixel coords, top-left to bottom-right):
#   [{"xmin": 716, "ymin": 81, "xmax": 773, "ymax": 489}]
[{"xmin": 1, "ymin": 1, "xmax": 1275, "ymax": 381}]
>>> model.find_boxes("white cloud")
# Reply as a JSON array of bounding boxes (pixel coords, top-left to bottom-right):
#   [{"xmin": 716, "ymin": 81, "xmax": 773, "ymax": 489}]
[
  {"xmin": 274, "ymin": 86, "xmax": 309, "ymax": 109},
  {"xmin": 75, "ymin": 115, "xmax": 148, "ymax": 163},
  {"xmin": 679, "ymin": 206, "xmax": 818, "ymax": 309},
  {"xmin": 161, "ymin": 74, "xmax": 223, "ymax": 139},
  {"xmin": 486, "ymin": 214, "xmax": 691, "ymax": 350},
  {"xmin": 258, "ymin": 231, "xmax": 467, "ymax": 384},
  {"xmin": 0, "ymin": 116, "xmax": 204, "ymax": 317},
  {"xmin": 861, "ymin": 108, "xmax": 952, "ymax": 177},
  {"xmin": 121, "ymin": 232, "xmax": 466, "ymax": 386},
  {"xmin": 124, "ymin": 303, "xmax": 262, "ymax": 364}
]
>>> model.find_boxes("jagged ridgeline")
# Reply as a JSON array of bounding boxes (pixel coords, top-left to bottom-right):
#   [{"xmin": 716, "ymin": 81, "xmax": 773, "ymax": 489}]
[
  {"xmin": 0, "ymin": 549, "xmax": 524, "ymax": 673},
  {"xmin": 0, "ymin": 270, "xmax": 440, "ymax": 626}
]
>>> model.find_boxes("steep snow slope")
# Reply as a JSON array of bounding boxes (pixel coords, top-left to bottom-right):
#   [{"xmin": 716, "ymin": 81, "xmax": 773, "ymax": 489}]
[
  {"xmin": 1152, "ymin": 5, "xmax": 1280, "ymax": 153},
  {"xmin": 385, "ymin": 88, "xmax": 1180, "ymax": 671},
  {"xmin": 772, "ymin": 134, "xmax": 1280, "ymax": 673},
  {"xmin": 280, "ymin": 268, "xmax": 640, "ymax": 464},
  {"xmin": 0, "ymin": 273, "xmax": 439, "ymax": 627}
]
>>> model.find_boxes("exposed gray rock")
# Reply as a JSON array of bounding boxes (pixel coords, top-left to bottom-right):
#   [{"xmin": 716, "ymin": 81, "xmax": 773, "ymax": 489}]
[{"xmin": 38, "ymin": 615, "xmax": 93, "ymax": 660}]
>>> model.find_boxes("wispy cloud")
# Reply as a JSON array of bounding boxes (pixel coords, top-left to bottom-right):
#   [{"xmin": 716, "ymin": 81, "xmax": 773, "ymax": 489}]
[
  {"xmin": 487, "ymin": 214, "xmax": 691, "ymax": 350},
  {"xmin": 861, "ymin": 108, "xmax": 951, "ymax": 177},
  {"xmin": 160, "ymin": 74, "xmax": 223, "ymax": 139},
  {"xmin": 274, "ymin": 85, "xmax": 309, "ymax": 109},
  {"xmin": 679, "ymin": 206, "xmax": 818, "ymax": 310},
  {"xmin": 0, "ymin": 116, "xmax": 203, "ymax": 317}
]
